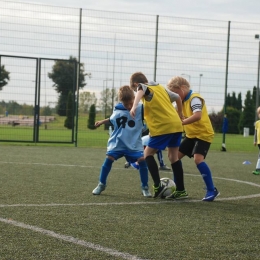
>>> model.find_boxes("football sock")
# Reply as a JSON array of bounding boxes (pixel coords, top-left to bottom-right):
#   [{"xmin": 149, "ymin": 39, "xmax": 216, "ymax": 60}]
[
  {"xmin": 99, "ymin": 157, "xmax": 113, "ymax": 185},
  {"xmin": 145, "ymin": 155, "xmax": 160, "ymax": 187},
  {"xmin": 156, "ymin": 150, "xmax": 164, "ymax": 167},
  {"xmin": 197, "ymin": 162, "xmax": 214, "ymax": 191},
  {"xmin": 138, "ymin": 160, "xmax": 149, "ymax": 187},
  {"xmin": 171, "ymin": 160, "xmax": 185, "ymax": 191},
  {"xmin": 256, "ymin": 157, "xmax": 260, "ymax": 170}
]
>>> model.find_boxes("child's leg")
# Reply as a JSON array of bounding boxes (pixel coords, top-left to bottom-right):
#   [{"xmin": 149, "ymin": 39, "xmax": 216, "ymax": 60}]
[
  {"xmin": 138, "ymin": 160, "xmax": 149, "ymax": 187},
  {"xmin": 156, "ymin": 150, "xmax": 164, "ymax": 167},
  {"xmin": 93, "ymin": 157, "xmax": 114, "ymax": 195},
  {"xmin": 145, "ymin": 155, "xmax": 160, "ymax": 187},
  {"xmin": 197, "ymin": 161, "xmax": 215, "ymax": 191},
  {"xmin": 255, "ymin": 146, "xmax": 260, "ymax": 171},
  {"xmin": 171, "ymin": 160, "xmax": 185, "ymax": 191},
  {"xmin": 99, "ymin": 157, "xmax": 114, "ymax": 185}
]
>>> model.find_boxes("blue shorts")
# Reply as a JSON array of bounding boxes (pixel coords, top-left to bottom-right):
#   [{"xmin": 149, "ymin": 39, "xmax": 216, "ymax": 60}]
[
  {"xmin": 106, "ymin": 150, "xmax": 144, "ymax": 163},
  {"xmin": 148, "ymin": 132, "xmax": 182, "ymax": 150}
]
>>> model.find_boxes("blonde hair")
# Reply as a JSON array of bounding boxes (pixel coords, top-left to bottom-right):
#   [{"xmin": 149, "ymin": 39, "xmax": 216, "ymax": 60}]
[
  {"xmin": 167, "ymin": 76, "xmax": 190, "ymax": 90},
  {"xmin": 118, "ymin": 85, "xmax": 135, "ymax": 102}
]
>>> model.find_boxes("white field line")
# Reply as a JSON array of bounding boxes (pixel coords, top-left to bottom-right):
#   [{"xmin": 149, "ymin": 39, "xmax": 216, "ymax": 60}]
[{"xmin": 0, "ymin": 217, "xmax": 149, "ymax": 260}]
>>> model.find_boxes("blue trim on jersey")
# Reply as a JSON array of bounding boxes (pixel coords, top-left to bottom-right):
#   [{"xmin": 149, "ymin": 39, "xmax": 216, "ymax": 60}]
[
  {"xmin": 114, "ymin": 103, "xmax": 127, "ymax": 110},
  {"xmin": 184, "ymin": 90, "xmax": 193, "ymax": 101},
  {"xmin": 148, "ymin": 133, "xmax": 182, "ymax": 150}
]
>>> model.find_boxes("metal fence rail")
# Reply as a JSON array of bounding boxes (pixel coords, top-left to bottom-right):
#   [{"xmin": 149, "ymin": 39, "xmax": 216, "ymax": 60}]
[{"xmin": 1, "ymin": 0, "xmax": 260, "ymax": 148}]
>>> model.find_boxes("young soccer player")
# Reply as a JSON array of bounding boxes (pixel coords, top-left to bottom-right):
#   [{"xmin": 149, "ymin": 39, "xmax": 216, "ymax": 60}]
[
  {"xmin": 167, "ymin": 76, "xmax": 220, "ymax": 201},
  {"xmin": 92, "ymin": 85, "xmax": 152, "ymax": 197},
  {"xmin": 129, "ymin": 72, "xmax": 188, "ymax": 199},
  {"xmin": 253, "ymin": 107, "xmax": 260, "ymax": 175},
  {"xmin": 125, "ymin": 133, "xmax": 171, "ymax": 171}
]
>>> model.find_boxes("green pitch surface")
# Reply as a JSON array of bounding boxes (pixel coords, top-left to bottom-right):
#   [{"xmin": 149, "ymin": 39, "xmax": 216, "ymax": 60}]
[{"xmin": 1, "ymin": 146, "xmax": 260, "ymax": 259}]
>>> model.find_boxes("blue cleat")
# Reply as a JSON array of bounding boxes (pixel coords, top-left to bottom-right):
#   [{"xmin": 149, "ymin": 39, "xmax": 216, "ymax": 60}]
[
  {"xmin": 130, "ymin": 162, "xmax": 140, "ymax": 170},
  {"xmin": 202, "ymin": 188, "xmax": 220, "ymax": 201}
]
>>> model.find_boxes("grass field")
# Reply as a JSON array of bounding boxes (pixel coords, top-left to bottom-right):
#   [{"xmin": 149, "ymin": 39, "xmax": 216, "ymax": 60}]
[
  {"xmin": 0, "ymin": 114, "xmax": 257, "ymax": 152},
  {"xmin": 1, "ymin": 146, "xmax": 260, "ymax": 259}
]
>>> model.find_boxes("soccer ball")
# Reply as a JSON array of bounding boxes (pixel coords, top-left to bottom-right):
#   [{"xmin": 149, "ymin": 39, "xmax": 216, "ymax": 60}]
[{"xmin": 160, "ymin": 177, "xmax": 176, "ymax": 198}]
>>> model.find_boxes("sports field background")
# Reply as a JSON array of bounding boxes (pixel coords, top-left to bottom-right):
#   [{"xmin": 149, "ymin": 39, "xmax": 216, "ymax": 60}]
[{"xmin": 1, "ymin": 145, "xmax": 260, "ymax": 259}]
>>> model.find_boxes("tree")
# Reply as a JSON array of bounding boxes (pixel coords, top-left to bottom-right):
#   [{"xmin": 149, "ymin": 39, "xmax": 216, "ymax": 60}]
[
  {"xmin": 79, "ymin": 91, "xmax": 97, "ymax": 113},
  {"xmin": 100, "ymin": 88, "xmax": 118, "ymax": 118},
  {"xmin": 225, "ymin": 107, "xmax": 241, "ymax": 134},
  {"xmin": 48, "ymin": 56, "xmax": 86, "ymax": 116},
  {"xmin": 237, "ymin": 93, "xmax": 242, "ymax": 111},
  {"xmin": 0, "ymin": 65, "xmax": 10, "ymax": 91},
  {"xmin": 239, "ymin": 90, "xmax": 255, "ymax": 134},
  {"xmin": 87, "ymin": 104, "xmax": 96, "ymax": 130},
  {"xmin": 64, "ymin": 91, "xmax": 74, "ymax": 129}
]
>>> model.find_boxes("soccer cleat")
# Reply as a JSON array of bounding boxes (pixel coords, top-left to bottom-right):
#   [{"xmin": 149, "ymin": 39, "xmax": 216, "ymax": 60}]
[
  {"xmin": 166, "ymin": 190, "xmax": 188, "ymax": 200},
  {"xmin": 124, "ymin": 162, "xmax": 130, "ymax": 168},
  {"xmin": 141, "ymin": 186, "xmax": 152, "ymax": 197},
  {"xmin": 130, "ymin": 162, "xmax": 140, "ymax": 170},
  {"xmin": 92, "ymin": 182, "xmax": 106, "ymax": 195},
  {"xmin": 159, "ymin": 165, "xmax": 171, "ymax": 171},
  {"xmin": 252, "ymin": 170, "xmax": 260, "ymax": 175},
  {"xmin": 153, "ymin": 183, "xmax": 167, "ymax": 198},
  {"xmin": 202, "ymin": 188, "xmax": 220, "ymax": 201}
]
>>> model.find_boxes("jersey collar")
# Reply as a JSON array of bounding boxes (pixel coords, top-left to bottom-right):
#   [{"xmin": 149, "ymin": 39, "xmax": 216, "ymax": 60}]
[{"xmin": 184, "ymin": 90, "xmax": 193, "ymax": 102}]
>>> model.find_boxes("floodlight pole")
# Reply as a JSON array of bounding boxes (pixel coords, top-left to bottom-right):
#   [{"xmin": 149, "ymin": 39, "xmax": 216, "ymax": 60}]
[{"xmin": 181, "ymin": 73, "xmax": 191, "ymax": 83}]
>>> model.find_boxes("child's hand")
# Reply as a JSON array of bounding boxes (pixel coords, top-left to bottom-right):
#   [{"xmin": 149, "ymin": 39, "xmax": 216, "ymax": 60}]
[
  {"xmin": 130, "ymin": 108, "xmax": 136, "ymax": 118},
  {"xmin": 95, "ymin": 121, "xmax": 103, "ymax": 127}
]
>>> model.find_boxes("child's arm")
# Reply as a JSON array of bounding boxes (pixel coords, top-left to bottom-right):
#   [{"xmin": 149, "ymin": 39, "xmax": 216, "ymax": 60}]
[
  {"xmin": 95, "ymin": 118, "xmax": 110, "ymax": 127},
  {"xmin": 182, "ymin": 111, "xmax": 202, "ymax": 125},
  {"xmin": 130, "ymin": 89, "xmax": 144, "ymax": 118},
  {"xmin": 175, "ymin": 96, "xmax": 183, "ymax": 119},
  {"xmin": 165, "ymin": 88, "xmax": 183, "ymax": 119}
]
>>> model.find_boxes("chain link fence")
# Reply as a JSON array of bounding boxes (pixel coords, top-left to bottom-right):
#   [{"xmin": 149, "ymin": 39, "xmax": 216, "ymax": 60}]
[{"xmin": 1, "ymin": 0, "xmax": 260, "ymax": 149}]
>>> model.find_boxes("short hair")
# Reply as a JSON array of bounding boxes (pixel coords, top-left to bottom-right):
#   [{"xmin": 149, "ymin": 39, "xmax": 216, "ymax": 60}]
[
  {"xmin": 118, "ymin": 85, "xmax": 135, "ymax": 102},
  {"xmin": 167, "ymin": 76, "xmax": 190, "ymax": 89},
  {"xmin": 130, "ymin": 72, "xmax": 148, "ymax": 89}
]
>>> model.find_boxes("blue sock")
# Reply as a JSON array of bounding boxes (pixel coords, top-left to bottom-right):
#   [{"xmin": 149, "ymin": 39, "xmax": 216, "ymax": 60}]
[
  {"xmin": 99, "ymin": 158, "xmax": 113, "ymax": 185},
  {"xmin": 138, "ymin": 160, "xmax": 149, "ymax": 188},
  {"xmin": 197, "ymin": 162, "xmax": 214, "ymax": 191}
]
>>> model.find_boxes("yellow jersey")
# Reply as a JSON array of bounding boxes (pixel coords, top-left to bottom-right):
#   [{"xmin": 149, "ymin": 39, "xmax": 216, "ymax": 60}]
[{"xmin": 142, "ymin": 84, "xmax": 183, "ymax": 137}]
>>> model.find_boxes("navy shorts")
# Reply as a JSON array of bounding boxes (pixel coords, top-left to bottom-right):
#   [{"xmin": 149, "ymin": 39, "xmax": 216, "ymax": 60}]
[
  {"xmin": 106, "ymin": 150, "xmax": 144, "ymax": 163},
  {"xmin": 179, "ymin": 137, "xmax": 210, "ymax": 158},
  {"xmin": 148, "ymin": 132, "xmax": 182, "ymax": 150}
]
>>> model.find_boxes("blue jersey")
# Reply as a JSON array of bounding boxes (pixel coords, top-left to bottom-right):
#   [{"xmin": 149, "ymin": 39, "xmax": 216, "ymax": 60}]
[{"xmin": 107, "ymin": 103, "xmax": 143, "ymax": 152}]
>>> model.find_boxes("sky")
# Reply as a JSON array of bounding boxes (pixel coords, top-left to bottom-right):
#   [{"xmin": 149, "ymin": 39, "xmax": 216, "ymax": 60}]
[
  {"xmin": 14, "ymin": 0, "xmax": 260, "ymax": 24},
  {"xmin": 2, "ymin": 0, "xmax": 260, "ymax": 113}
]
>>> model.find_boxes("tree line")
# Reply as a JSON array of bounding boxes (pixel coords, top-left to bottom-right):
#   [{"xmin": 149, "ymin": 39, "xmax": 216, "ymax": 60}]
[{"xmin": 1, "ymin": 56, "xmax": 258, "ymax": 133}]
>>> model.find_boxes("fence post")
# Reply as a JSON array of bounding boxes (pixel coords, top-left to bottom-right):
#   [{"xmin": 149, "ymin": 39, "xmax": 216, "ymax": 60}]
[
  {"xmin": 153, "ymin": 15, "xmax": 159, "ymax": 82},
  {"xmin": 75, "ymin": 8, "xmax": 82, "ymax": 148},
  {"xmin": 221, "ymin": 21, "xmax": 231, "ymax": 152}
]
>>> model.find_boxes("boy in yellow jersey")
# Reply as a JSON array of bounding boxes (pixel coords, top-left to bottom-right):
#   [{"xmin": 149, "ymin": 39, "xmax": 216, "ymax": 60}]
[
  {"xmin": 167, "ymin": 76, "xmax": 220, "ymax": 201},
  {"xmin": 253, "ymin": 107, "xmax": 260, "ymax": 175},
  {"xmin": 130, "ymin": 72, "xmax": 188, "ymax": 199}
]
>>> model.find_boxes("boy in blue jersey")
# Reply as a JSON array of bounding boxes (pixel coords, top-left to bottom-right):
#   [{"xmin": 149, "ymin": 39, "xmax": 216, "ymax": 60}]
[
  {"xmin": 130, "ymin": 72, "xmax": 188, "ymax": 199},
  {"xmin": 167, "ymin": 76, "xmax": 219, "ymax": 201},
  {"xmin": 125, "ymin": 133, "xmax": 171, "ymax": 171},
  {"xmin": 92, "ymin": 85, "xmax": 152, "ymax": 197}
]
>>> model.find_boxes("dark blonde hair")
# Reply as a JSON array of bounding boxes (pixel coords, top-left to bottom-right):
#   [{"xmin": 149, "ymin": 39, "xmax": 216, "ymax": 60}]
[
  {"xmin": 130, "ymin": 72, "xmax": 148, "ymax": 89},
  {"xmin": 118, "ymin": 85, "xmax": 135, "ymax": 102},
  {"xmin": 167, "ymin": 76, "xmax": 190, "ymax": 90}
]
